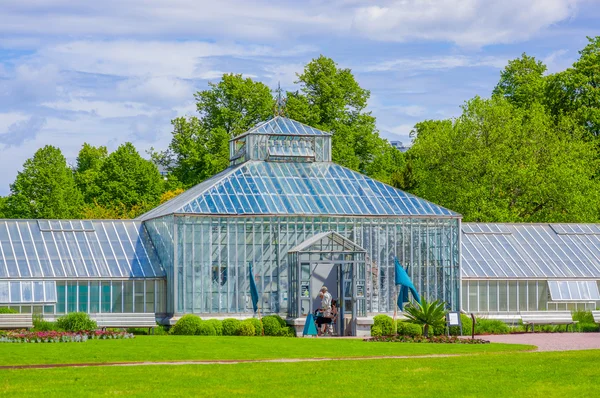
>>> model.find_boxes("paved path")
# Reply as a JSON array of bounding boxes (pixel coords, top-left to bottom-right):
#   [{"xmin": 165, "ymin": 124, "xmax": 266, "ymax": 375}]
[{"xmin": 480, "ymin": 333, "xmax": 600, "ymax": 352}]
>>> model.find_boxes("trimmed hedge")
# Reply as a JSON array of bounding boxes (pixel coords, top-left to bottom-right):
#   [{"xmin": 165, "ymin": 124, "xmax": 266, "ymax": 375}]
[
  {"xmin": 372, "ymin": 315, "xmax": 395, "ymax": 336},
  {"xmin": 196, "ymin": 321, "xmax": 217, "ymax": 336},
  {"xmin": 262, "ymin": 316, "xmax": 282, "ymax": 336},
  {"xmin": 56, "ymin": 312, "xmax": 97, "ymax": 332},
  {"xmin": 0, "ymin": 308, "xmax": 18, "ymax": 314},
  {"xmin": 578, "ymin": 323, "xmax": 600, "ymax": 333},
  {"xmin": 222, "ymin": 318, "xmax": 242, "ymax": 336},
  {"xmin": 474, "ymin": 318, "xmax": 510, "ymax": 335},
  {"xmin": 397, "ymin": 321, "xmax": 423, "ymax": 337},
  {"xmin": 244, "ymin": 318, "xmax": 263, "ymax": 336},
  {"xmin": 172, "ymin": 314, "xmax": 202, "ymax": 335},
  {"xmin": 238, "ymin": 322, "xmax": 256, "ymax": 336},
  {"xmin": 371, "ymin": 325, "xmax": 383, "ymax": 337},
  {"xmin": 205, "ymin": 319, "xmax": 223, "ymax": 336},
  {"xmin": 279, "ymin": 326, "xmax": 297, "ymax": 337}
]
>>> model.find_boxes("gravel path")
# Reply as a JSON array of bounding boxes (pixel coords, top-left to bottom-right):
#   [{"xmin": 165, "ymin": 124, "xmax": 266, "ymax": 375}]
[{"xmin": 480, "ymin": 333, "xmax": 600, "ymax": 351}]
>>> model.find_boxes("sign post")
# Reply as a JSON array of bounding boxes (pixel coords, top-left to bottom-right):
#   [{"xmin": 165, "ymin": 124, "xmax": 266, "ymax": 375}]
[{"xmin": 445, "ymin": 311, "xmax": 462, "ymax": 336}]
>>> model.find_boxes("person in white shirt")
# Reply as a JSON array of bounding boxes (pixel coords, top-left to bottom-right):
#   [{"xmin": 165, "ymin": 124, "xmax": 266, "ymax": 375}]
[{"xmin": 317, "ymin": 286, "xmax": 333, "ymax": 336}]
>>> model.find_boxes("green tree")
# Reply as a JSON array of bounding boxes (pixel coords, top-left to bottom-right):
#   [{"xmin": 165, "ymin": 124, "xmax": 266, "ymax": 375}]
[
  {"xmin": 3, "ymin": 145, "xmax": 83, "ymax": 219},
  {"xmin": 74, "ymin": 143, "xmax": 108, "ymax": 203},
  {"xmin": 403, "ymin": 298, "xmax": 447, "ymax": 338},
  {"xmin": 546, "ymin": 36, "xmax": 600, "ymax": 137},
  {"xmin": 0, "ymin": 196, "xmax": 7, "ymax": 218},
  {"xmin": 195, "ymin": 73, "xmax": 276, "ymax": 137},
  {"xmin": 408, "ymin": 96, "xmax": 600, "ymax": 222},
  {"xmin": 493, "ymin": 53, "xmax": 547, "ymax": 108},
  {"xmin": 152, "ymin": 117, "xmax": 229, "ymax": 187},
  {"xmin": 95, "ymin": 142, "xmax": 163, "ymax": 214},
  {"xmin": 286, "ymin": 55, "xmax": 402, "ymax": 179}
]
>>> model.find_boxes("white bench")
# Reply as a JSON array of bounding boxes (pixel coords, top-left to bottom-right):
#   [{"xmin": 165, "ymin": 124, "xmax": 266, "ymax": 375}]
[
  {"xmin": 592, "ymin": 311, "xmax": 600, "ymax": 325},
  {"xmin": 520, "ymin": 311, "xmax": 577, "ymax": 332},
  {"xmin": 90, "ymin": 313, "xmax": 156, "ymax": 333},
  {"xmin": 0, "ymin": 314, "xmax": 33, "ymax": 330}
]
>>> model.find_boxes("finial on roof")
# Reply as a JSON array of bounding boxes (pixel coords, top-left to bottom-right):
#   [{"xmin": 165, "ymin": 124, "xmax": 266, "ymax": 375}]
[{"xmin": 274, "ymin": 82, "xmax": 286, "ymax": 116}]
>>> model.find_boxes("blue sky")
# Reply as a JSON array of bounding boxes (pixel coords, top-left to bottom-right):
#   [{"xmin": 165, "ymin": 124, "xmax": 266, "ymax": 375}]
[{"xmin": 1, "ymin": 0, "xmax": 599, "ymax": 195}]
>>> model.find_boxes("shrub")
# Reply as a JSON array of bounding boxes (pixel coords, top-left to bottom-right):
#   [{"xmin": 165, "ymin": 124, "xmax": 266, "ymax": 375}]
[
  {"xmin": 196, "ymin": 320, "xmax": 217, "ymax": 336},
  {"xmin": 56, "ymin": 312, "xmax": 97, "ymax": 332},
  {"xmin": 171, "ymin": 314, "xmax": 202, "ymax": 335},
  {"xmin": 0, "ymin": 308, "xmax": 18, "ymax": 314},
  {"xmin": 449, "ymin": 314, "xmax": 473, "ymax": 336},
  {"xmin": 373, "ymin": 315, "xmax": 395, "ymax": 336},
  {"xmin": 244, "ymin": 318, "xmax": 263, "ymax": 336},
  {"xmin": 474, "ymin": 318, "xmax": 510, "ymax": 335},
  {"xmin": 572, "ymin": 310, "xmax": 594, "ymax": 324},
  {"xmin": 271, "ymin": 315, "xmax": 287, "ymax": 328},
  {"xmin": 282, "ymin": 326, "xmax": 297, "ymax": 337},
  {"xmin": 32, "ymin": 315, "xmax": 60, "ymax": 332},
  {"xmin": 238, "ymin": 322, "xmax": 255, "ymax": 336},
  {"xmin": 262, "ymin": 316, "xmax": 282, "ymax": 336},
  {"xmin": 222, "ymin": 318, "xmax": 242, "ymax": 336},
  {"xmin": 371, "ymin": 325, "xmax": 383, "ymax": 337},
  {"xmin": 578, "ymin": 323, "xmax": 600, "ymax": 333},
  {"xmin": 397, "ymin": 321, "xmax": 423, "ymax": 337},
  {"xmin": 205, "ymin": 319, "xmax": 223, "ymax": 336}
]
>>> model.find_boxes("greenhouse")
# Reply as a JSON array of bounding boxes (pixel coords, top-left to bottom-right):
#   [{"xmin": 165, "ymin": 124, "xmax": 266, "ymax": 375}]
[
  {"xmin": 0, "ymin": 116, "xmax": 462, "ymax": 335},
  {"xmin": 461, "ymin": 223, "xmax": 600, "ymax": 317}
]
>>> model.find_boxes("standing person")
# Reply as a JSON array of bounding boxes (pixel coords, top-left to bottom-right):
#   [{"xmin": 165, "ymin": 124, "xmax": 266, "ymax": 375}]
[{"xmin": 316, "ymin": 286, "xmax": 332, "ymax": 336}]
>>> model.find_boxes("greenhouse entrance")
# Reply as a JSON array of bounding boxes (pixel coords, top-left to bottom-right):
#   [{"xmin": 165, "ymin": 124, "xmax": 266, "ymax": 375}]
[{"xmin": 288, "ymin": 231, "xmax": 367, "ymax": 336}]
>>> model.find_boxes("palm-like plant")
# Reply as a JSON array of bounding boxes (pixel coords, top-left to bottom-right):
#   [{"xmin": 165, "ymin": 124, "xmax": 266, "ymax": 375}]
[{"xmin": 403, "ymin": 297, "xmax": 447, "ymax": 337}]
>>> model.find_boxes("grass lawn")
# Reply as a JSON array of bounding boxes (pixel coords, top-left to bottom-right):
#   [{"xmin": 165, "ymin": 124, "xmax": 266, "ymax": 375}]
[
  {"xmin": 0, "ymin": 335, "xmax": 533, "ymax": 366},
  {"xmin": 1, "ymin": 350, "xmax": 599, "ymax": 397}
]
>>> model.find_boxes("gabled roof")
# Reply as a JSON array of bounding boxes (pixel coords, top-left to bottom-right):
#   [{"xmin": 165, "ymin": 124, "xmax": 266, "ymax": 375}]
[
  {"xmin": 461, "ymin": 223, "xmax": 600, "ymax": 279},
  {"xmin": 231, "ymin": 116, "xmax": 331, "ymax": 140},
  {"xmin": 289, "ymin": 231, "xmax": 366, "ymax": 253},
  {"xmin": 138, "ymin": 161, "xmax": 459, "ymax": 220}
]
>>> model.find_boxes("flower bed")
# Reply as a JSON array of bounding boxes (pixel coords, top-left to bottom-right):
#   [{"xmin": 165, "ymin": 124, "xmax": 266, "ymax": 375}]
[
  {"xmin": 365, "ymin": 335, "xmax": 490, "ymax": 344},
  {"xmin": 0, "ymin": 330, "xmax": 134, "ymax": 343}
]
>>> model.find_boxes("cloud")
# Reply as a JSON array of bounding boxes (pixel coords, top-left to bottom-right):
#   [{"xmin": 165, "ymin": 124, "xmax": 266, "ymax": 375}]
[
  {"xmin": 351, "ymin": 0, "xmax": 580, "ymax": 47},
  {"xmin": 363, "ymin": 55, "xmax": 508, "ymax": 73},
  {"xmin": 0, "ymin": 115, "xmax": 46, "ymax": 147}
]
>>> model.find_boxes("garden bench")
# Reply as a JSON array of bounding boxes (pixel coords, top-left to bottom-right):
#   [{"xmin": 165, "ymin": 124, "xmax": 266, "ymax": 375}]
[
  {"xmin": 520, "ymin": 311, "xmax": 577, "ymax": 332},
  {"xmin": 0, "ymin": 314, "xmax": 33, "ymax": 330},
  {"xmin": 90, "ymin": 313, "xmax": 156, "ymax": 333},
  {"xmin": 592, "ymin": 311, "xmax": 600, "ymax": 325}
]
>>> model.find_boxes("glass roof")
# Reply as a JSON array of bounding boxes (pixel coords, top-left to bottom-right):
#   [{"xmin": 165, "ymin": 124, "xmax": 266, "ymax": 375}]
[
  {"xmin": 462, "ymin": 223, "xmax": 600, "ymax": 278},
  {"xmin": 548, "ymin": 281, "xmax": 600, "ymax": 301},
  {"xmin": 289, "ymin": 231, "xmax": 366, "ymax": 253},
  {"xmin": 0, "ymin": 220, "xmax": 164, "ymax": 279},
  {"xmin": 233, "ymin": 116, "xmax": 332, "ymax": 139},
  {"xmin": 139, "ymin": 161, "xmax": 459, "ymax": 220}
]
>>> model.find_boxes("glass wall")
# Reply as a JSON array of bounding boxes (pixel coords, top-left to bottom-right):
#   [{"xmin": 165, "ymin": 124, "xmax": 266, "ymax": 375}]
[
  {"xmin": 461, "ymin": 280, "xmax": 600, "ymax": 312},
  {"xmin": 171, "ymin": 215, "xmax": 459, "ymax": 316}
]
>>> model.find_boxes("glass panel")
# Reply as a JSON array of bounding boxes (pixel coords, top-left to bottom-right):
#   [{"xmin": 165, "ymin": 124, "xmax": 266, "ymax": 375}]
[
  {"xmin": 508, "ymin": 281, "xmax": 517, "ymax": 312},
  {"xmin": 123, "ymin": 281, "xmax": 133, "ymax": 313},
  {"xmin": 498, "ymin": 281, "xmax": 508, "ymax": 311},
  {"xmin": 112, "ymin": 282, "xmax": 123, "ymax": 313},
  {"xmin": 488, "ymin": 281, "xmax": 498, "ymax": 312},
  {"xmin": 468, "ymin": 281, "xmax": 478, "ymax": 312},
  {"xmin": 22, "ymin": 281, "xmax": 32, "ymax": 302},
  {"xmin": 67, "ymin": 282, "xmax": 77, "ymax": 313},
  {"xmin": 134, "ymin": 280, "xmax": 144, "ymax": 313},
  {"xmin": 33, "ymin": 281, "xmax": 44, "ymax": 302},
  {"xmin": 146, "ymin": 281, "xmax": 155, "ymax": 313},
  {"xmin": 0, "ymin": 281, "xmax": 8, "ymax": 303},
  {"xmin": 90, "ymin": 281, "xmax": 100, "ymax": 313},
  {"xmin": 78, "ymin": 282, "xmax": 88, "ymax": 312},
  {"xmin": 528, "ymin": 281, "xmax": 537, "ymax": 311},
  {"xmin": 56, "ymin": 281, "xmax": 66, "ymax": 313},
  {"xmin": 518, "ymin": 281, "xmax": 527, "ymax": 311},
  {"xmin": 101, "ymin": 282, "xmax": 111, "ymax": 313},
  {"xmin": 478, "ymin": 281, "xmax": 488, "ymax": 313}
]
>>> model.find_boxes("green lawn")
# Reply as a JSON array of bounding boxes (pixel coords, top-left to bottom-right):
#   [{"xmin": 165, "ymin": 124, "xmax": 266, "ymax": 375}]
[
  {"xmin": 0, "ymin": 335, "xmax": 532, "ymax": 366},
  {"xmin": 1, "ymin": 350, "xmax": 598, "ymax": 397}
]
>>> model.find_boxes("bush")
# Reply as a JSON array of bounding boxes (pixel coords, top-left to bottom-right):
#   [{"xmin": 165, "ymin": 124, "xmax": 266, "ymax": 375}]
[
  {"xmin": 271, "ymin": 315, "xmax": 287, "ymax": 328},
  {"xmin": 0, "ymin": 308, "xmax": 18, "ymax": 314},
  {"xmin": 281, "ymin": 326, "xmax": 297, "ymax": 337},
  {"xmin": 56, "ymin": 312, "xmax": 97, "ymax": 332},
  {"xmin": 222, "ymin": 318, "xmax": 242, "ymax": 336},
  {"xmin": 449, "ymin": 314, "xmax": 473, "ymax": 336},
  {"xmin": 373, "ymin": 315, "xmax": 395, "ymax": 336},
  {"xmin": 572, "ymin": 310, "xmax": 594, "ymax": 324},
  {"xmin": 196, "ymin": 320, "xmax": 217, "ymax": 336},
  {"xmin": 474, "ymin": 318, "xmax": 510, "ymax": 335},
  {"xmin": 32, "ymin": 315, "xmax": 60, "ymax": 332},
  {"xmin": 171, "ymin": 314, "xmax": 202, "ymax": 335},
  {"xmin": 205, "ymin": 319, "xmax": 223, "ymax": 336},
  {"xmin": 397, "ymin": 321, "xmax": 423, "ymax": 337},
  {"xmin": 371, "ymin": 325, "xmax": 383, "ymax": 337},
  {"xmin": 238, "ymin": 322, "xmax": 256, "ymax": 336},
  {"xmin": 578, "ymin": 323, "xmax": 600, "ymax": 333},
  {"xmin": 244, "ymin": 318, "xmax": 263, "ymax": 336},
  {"xmin": 262, "ymin": 316, "xmax": 282, "ymax": 336}
]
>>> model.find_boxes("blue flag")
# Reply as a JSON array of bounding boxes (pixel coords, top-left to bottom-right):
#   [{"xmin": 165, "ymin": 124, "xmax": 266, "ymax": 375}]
[
  {"xmin": 394, "ymin": 257, "xmax": 421, "ymax": 310},
  {"xmin": 249, "ymin": 263, "xmax": 259, "ymax": 313}
]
